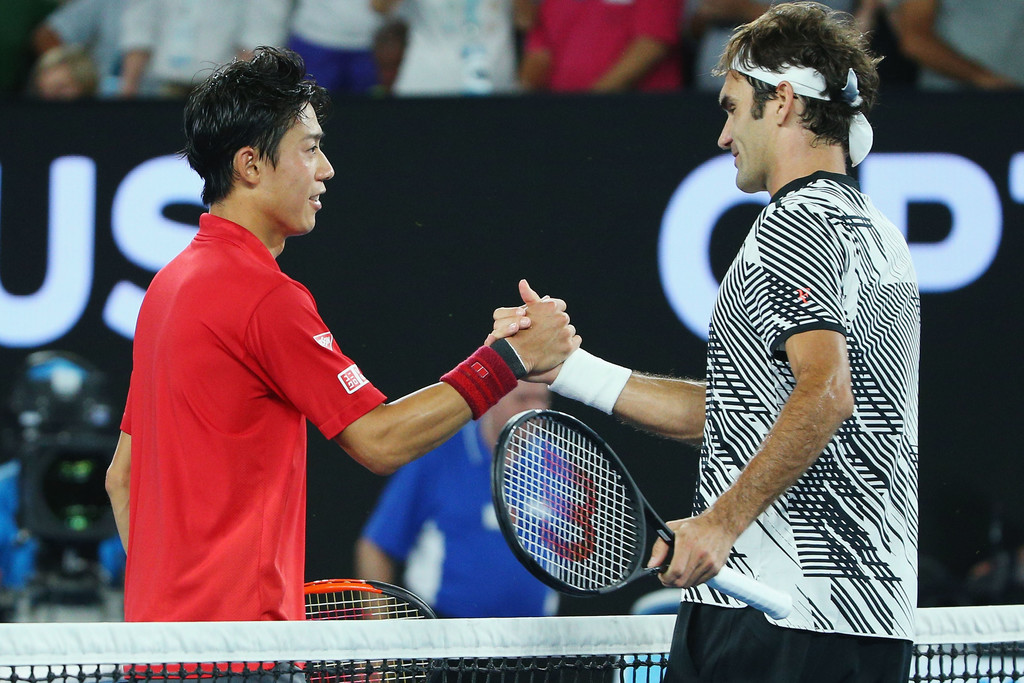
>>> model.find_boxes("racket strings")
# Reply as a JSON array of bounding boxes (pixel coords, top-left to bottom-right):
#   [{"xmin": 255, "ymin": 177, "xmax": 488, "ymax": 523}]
[
  {"xmin": 502, "ymin": 418, "xmax": 642, "ymax": 591},
  {"xmin": 305, "ymin": 589, "xmax": 428, "ymax": 621}
]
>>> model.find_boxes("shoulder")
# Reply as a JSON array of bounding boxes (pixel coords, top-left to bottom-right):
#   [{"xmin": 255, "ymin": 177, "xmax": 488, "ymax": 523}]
[{"xmin": 761, "ymin": 175, "xmax": 862, "ymax": 236}]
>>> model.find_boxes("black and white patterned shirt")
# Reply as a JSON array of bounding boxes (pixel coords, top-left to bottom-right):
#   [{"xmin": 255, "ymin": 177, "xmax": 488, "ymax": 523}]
[{"xmin": 683, "ymin": 172, "xmax": 921, "ymax": 640}]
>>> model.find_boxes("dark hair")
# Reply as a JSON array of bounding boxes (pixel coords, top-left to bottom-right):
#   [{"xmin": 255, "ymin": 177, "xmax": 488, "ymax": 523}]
[
  {"xmin": 714, "ymin": 2, "xmax": 881, "ymax": 157},
  {"xmin": 182, "ymin": 46, "xmax": 330, "ymax": 206}
]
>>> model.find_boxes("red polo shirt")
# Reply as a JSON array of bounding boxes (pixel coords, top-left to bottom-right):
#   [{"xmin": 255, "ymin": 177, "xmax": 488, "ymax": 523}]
[
  {"xmin": 121, "ymin": 213, "xmax": 385, "ymax": 622},
  {"xmin": 526, "ymin": 0, "xmax": 683, "ymax": 92}
]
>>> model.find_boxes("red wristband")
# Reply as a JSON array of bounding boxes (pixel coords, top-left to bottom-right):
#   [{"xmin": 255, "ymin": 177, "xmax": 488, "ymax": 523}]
[{"xmin": 441, "ymin": 345, "xmax": 519, "ymax": 419}]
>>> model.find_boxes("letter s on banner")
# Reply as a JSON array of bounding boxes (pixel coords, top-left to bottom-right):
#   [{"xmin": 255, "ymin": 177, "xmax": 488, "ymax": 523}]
[{"xmin": 106, "ymin": 155, "xmax": 203, "ymax": 338}]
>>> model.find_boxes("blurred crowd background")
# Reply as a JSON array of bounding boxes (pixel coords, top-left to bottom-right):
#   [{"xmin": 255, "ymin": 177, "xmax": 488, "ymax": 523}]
[{"xmin": 2, "ymin": 0, "xmax": 1022, "ymax": 101}]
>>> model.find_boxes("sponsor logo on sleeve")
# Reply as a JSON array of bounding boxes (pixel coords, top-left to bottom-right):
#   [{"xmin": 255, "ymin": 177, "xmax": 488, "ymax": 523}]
[
  {"xmin": 338, "ymin": 365, "xmax": 369, "ymax": 394},
  {"xmin": 314, "ymin": 332, "xmax": 334, "ymax": 350}
]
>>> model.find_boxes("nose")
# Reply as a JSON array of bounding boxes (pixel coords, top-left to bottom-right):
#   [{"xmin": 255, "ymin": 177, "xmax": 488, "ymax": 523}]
[
  {"xmin": 319, "ymin": 152, "xmax": 335, "ymax": 182},
  {"xmin": 717, "ymin": 120, "xmax": 732, "ymax": 152}
]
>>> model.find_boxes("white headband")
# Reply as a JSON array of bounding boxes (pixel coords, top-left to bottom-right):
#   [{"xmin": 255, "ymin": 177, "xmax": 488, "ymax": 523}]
[{"xmin": 730, "ymin": 57, "xmax": 873, "ymax": 166}]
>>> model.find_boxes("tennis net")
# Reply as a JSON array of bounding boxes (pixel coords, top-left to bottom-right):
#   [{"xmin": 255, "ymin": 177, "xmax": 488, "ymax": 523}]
[{"xmin": 0, "ymin": 606, "xmax": 1022, "ymax": 683}]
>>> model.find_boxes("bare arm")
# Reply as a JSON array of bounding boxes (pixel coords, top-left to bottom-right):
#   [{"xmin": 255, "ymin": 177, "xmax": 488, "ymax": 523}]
[
  {"xmin": 119, "ymin": 49, "xmax": 150, "ymax": 97},
  {"xmin": 652, "ymin": 329, "xmax": 854, "ymax": 587},
  {"xmin": 519, "ymin": 49, "xmax": 552, "ymax": 91},
  {"xmin": 337, "ymin": 282, "xmax": 578, "ymax": 475},
  {"xmin": 32, "ymin": 24, "xmax": 63, "ymax": 56},
  {"xmin": 354, "ymin": 537, "xmax": 398, "ymax": 583},
  {"xmin": 490, "ymin": 289, "xmax": 703, "ymax": 442},
  {"xmin": 612, "ymin": 373, "xmax": 705, "ymax": 443},
  {"xmin": 513, "ymin": 0, "xmax": 538, "ymax": 32},
  {"xmin": 888, "ymin": 0, "xmax": 1017, "ymax": 89},
  {"xmin": 689, "ymin": 0, "xmax": 765, "ymax": 40},
  {"xmin": 371, "ymin": 0, "xmax": 403, "ymax": 15},
  {"xmin": 334, "ymin": 383, "xmax": 472, "ymax": 475},
  {"xmin": 105, "ymin": 431, "xmax": 132, "ymax": 551},
  {"xmin": 590, "ymin": 37, "xmax": 671, "ymax": 92}
]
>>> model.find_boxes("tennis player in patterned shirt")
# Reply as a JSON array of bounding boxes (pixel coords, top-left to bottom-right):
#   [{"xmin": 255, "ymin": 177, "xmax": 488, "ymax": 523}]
[
  {"xmin": 496, "ymin": 3, "xmax": 920, "ymax": 681},
  {"xmin": 105, "ymin": 46, "xmax": 578, "ymax": 624}
]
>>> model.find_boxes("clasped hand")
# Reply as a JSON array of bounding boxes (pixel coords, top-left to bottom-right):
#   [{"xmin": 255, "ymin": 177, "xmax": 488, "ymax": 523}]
[{"xmin": 486, "ymin": 279, "xmax": 581, "ymax": 380}]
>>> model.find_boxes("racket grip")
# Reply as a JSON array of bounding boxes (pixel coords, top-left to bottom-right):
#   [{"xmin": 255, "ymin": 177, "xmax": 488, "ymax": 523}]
[{"xmin": 708, "ymin": 567, "xmax": 793, "ymax": 620}]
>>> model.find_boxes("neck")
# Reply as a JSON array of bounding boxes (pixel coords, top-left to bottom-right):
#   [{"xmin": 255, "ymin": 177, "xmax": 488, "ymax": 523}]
[
  {"xmin": 209, "ymin": 200, "xmax": 286, "ymax": 258},
  {"xmin": 766, "ymin": 131, "xmax": 848, "ymax": 196}
]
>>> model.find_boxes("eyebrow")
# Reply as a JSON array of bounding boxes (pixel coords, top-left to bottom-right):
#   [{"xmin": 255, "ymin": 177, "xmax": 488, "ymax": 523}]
[{"xmin": 718, "ymin": 94, "xmax": 733, "ymax": 111}]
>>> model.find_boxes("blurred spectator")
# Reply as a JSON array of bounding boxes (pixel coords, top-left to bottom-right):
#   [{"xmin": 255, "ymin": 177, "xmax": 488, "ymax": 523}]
[
  {"xmin": 260, "ymin": 0, "xmax": 385, "ymax": 95},
  {"xmin": 28, "ymin": 46, "xmax": 99, "ymax": 100},
  {"xmin": 519, "ymin": 0, "xmax": 684, "ymax": 93},
  {"xmin": 371, "ymin": 19, "xmax": 410, "ymax": 96},
  {"xmin": 686, "ymin": 0, "xmax": 872, "ymax": 90},
  {"xmin": 0, "ymin": 0, "xmax": 61, "ymax": 96},
  {"xmin": 884, "ymin": 0, "xmax": 1023, "ymax": 90},
  {"xmin": 31, "ymin": 0, "xmax": 124, "ymax": 97},
  {"xmin": 861, "ymin": 0, "xmax": 917, "ymax": 89},
  {"xmin": 0, "ymin": 460, "xmax": 38, "ymax": 608},
  {"xmin": 371, "ymin": 0, "xmax": 523, "ymax": 95},
  {"xmin": 355, "ymin": 382, "xmax": 558, "ymax": 618},
  {"xmin": 118, "ymin": 0, "xmax": 288, "ymax": 98}
]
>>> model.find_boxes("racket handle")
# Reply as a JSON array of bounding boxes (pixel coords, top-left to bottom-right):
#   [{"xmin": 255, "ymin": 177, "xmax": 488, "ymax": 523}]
[{"xmin": 709, "ymin": 567, "xmax": 792, "ymax": 620}]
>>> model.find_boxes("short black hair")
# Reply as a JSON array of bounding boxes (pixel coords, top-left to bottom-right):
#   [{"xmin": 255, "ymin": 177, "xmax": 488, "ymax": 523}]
[{"xmin": 182, "ymin": 46, "xmax": 330, "ymax": 206}]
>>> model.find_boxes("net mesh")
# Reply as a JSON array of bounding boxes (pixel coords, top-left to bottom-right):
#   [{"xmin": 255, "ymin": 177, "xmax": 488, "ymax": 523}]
[
  {"xmin": 500, "ymin": 416, "xmax": 644, "ymax": 591},
  {"xmin": 1, "ymin": 607, "xmax": 1024, "ymax": 683}
]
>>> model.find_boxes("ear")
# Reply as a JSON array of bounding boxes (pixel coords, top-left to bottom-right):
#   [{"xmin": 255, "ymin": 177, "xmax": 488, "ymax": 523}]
[
  {"xmin": 773, "ymin": 81, "xmax": 800, "ymax": 126},
  {"xmin": 232, "ymin": 147, "xmax": 260, "ymax": 188}
]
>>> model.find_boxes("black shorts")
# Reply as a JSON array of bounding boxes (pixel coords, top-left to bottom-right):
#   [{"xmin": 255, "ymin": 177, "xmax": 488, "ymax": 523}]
[{"xmin": 663, "ymin": 602, "xmax": 912, "ymax": 683}]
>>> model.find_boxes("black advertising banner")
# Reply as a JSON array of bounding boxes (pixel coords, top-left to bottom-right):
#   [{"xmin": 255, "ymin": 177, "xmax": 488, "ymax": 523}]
[{"xmin": 0, "ymin": 92, "xmax": 1020, "ymax": 613}]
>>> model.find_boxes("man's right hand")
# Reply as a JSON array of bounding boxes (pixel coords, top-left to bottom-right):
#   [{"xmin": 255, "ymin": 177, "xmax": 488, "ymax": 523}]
[{"xmin": 490, "ymin": 279, "xmax": 580, "ymax": 379}]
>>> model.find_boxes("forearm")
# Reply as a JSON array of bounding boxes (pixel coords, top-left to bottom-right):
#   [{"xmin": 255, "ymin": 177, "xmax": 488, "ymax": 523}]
[
  {"xmin": 105, "ymin": 432, "xmax": 132, "ymax": 550},
  {"xmin": 546, "ymin": 349, "xmax": 704, "ymax": 443},
  {"xmin": 890, "ymin": 2, "xmax": 1011, "ymax": 88},
  {"xmin": 900, "ymin": 31, "xmax": 1004, "ymax": 86},
  {"xmin": 705, "ymin": 378, "xmax": 851, "ymax": 537},
  {"xmin": 354, "ymin": 538, "xmax": 397, "ymax": 583},
  {"xmin": 519, "ymin": 50, "xmax": 552, "ymax": 91},
  {"xmin": 371, "ymin": 0, "xmax": 402, "ymax": 15},
  {"xmin": 613, "ymin": 374, "xmax": 705, "ymax": 443},
  {"xmin": 591, "ymin": 37, "xmax": 670, "ymax": 92},
  {"xmin": 335, "ymin": 383, "xmax": 472, "ymax": 476},
  {"xmin": 108, "ymin": 485, "xmax": 130, "ymax": 551},
  {"xmin": 119, "ymin": 50, "xmax": 150, "ymax": 96},
  {"xmin": 513, "ymin": 0, "xmax": 538, "ymax": 32},
  {"xmin": 32, "ymin": 25, "xmax": 63, "ymax": 55},
  {"xmin": 339, "ymin": 284, "xmax": 577, "ymax": 474}
]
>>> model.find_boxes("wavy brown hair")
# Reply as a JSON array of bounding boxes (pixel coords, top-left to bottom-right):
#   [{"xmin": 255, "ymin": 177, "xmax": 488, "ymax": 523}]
[{"xmin": 714, "ymin": 2, "xmax": 881, "ymax": 159}]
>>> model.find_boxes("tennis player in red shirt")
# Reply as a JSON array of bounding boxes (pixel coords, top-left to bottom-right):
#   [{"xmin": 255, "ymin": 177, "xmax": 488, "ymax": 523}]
[{"xmin": 105, "ymin": 46, "xmax": 578, "ymax": 623}]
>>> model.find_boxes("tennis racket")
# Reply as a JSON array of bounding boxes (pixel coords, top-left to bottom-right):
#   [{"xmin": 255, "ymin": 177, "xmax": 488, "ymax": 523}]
[
  {"xmin": 304, "ymin": 579, "xmax": 437, "ymax": 683},
  {"xmin": 491, "ymin": 409, "xmax": 793, "ymax": 620},
  {"xmin": 304, "ymin": 578, "xmax": 437, "ymax": 620}
]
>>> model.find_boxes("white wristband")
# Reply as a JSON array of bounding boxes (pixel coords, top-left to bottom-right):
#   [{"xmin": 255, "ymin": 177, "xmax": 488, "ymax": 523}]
[{"xmin": 549, "ymin": 349, "xmax": 631, "ymax": 414}]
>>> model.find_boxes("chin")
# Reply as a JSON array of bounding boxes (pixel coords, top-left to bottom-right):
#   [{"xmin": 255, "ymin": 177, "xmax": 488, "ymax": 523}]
[{"xmin": 735, "ymin": 173, "xmax": 764, "ymax": 195}]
